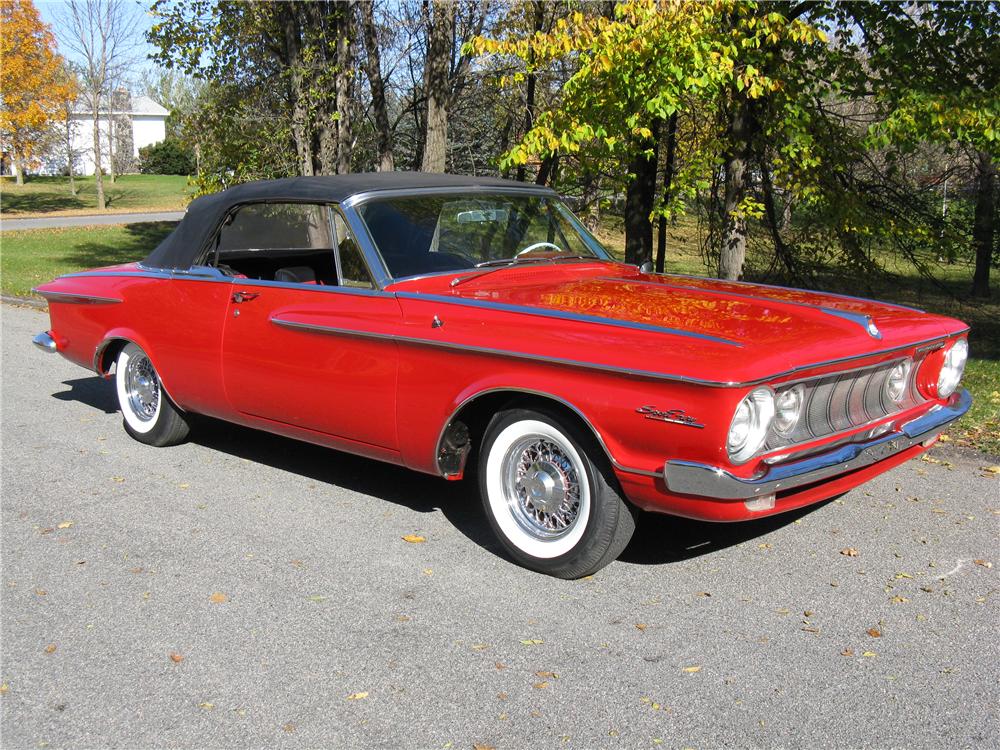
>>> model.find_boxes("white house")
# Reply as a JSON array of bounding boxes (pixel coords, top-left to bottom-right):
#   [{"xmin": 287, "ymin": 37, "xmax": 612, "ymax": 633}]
[{"xmin": 40, "ymin": 94, "xmax": 168, "ymax": 176}]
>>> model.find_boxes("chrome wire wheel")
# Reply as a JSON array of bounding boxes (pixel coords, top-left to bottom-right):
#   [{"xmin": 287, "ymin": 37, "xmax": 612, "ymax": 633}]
[
  {"xmin": 482, "ymin": 416, "xmax": 592, "ymax": 560},
  {"xmin": 124, "ymin": 352, "xmax": 160, "ymax": 422},
  {"xmin": 502, "ymin": 435, "xmax": 583, "ymax": 541}
]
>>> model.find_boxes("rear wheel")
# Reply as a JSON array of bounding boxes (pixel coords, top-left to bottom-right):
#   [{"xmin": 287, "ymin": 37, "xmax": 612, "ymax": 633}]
[
  {"xmin": 115, "ymin": 343, "xmax": 189, "ymax": 446},
  {"xmin": 478, "ymin": 408, "xmax": 635, "ymax": 578}
]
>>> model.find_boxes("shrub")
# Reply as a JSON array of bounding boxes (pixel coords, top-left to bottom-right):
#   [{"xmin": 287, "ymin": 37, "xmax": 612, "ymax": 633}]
[{"xmin": 138, "ymin": 139, "xmax": 194, "ymax": 175}]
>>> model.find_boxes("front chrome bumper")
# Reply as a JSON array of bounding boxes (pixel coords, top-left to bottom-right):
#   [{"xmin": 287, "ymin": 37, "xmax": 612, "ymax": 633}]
[
  {"xmin": 664, "ymin": 388, "xmax": 972, "ymax": 500},
  {"xmin": 32, "ymin": 331, "xmax": 57, "ymax": 353}
]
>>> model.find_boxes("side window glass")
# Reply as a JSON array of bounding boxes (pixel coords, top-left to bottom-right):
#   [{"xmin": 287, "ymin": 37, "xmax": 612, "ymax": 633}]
[
  {"xmin": 332, "ymin": 211, "xmax": 375, "ymax": 289},
  {"xmin": 211, "ymin": 203, "xmax": 335, "ymax": 285}
]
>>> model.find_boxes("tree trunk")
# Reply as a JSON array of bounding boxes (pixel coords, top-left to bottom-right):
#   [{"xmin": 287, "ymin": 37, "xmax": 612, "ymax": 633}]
[
  {"xmin": 625, "ymin": 123, "xmax": 660, "ymax": 266},
  {"xmin": 760, "ymin": 158, "xmax": 796, "ymax": 277},
  {"xmin": 655, "ymin": 112, "xmax": 678, "ymax": 273},
  {"xmin": 971, "ymin": 150, "xmax": 996, "ymax": 298},
  {"xmin": 280, "ymin": 4, "xmax": 314, "ymax": 176},
  {"xmin": 719, "ymin": 102, "xmax": 751, "ymax": 280},
  {"xmin": 92, "ymin": 92, "xmax": 106, "ymax": 210},
  {"xmin": 516, "ymin": 0, "xmax": 545, "ymax": 183},
  {"xmin": 13, "ymin": 158, "xmax": 25, "ymax": 185},
  {"xmin": 421, "ymin": 0, "xmax": 453, "ymax": 173},
  {"xmin": 360, "ymin": 0, "xmax": 394, "ymax": 171},
  {"xmin": 66, "ymin": 116, "xmax": 76, "ymax": 196},
  {"xmin": 107, "ymin": 98, "xmax": 116, "ymax": 184},
  {"xmin": 334, "ymin": 3, "xmax": 354, "ymax": 175},
  {"xmin": 535, "ymin": 153, "xmax": 559, "ymax": 187}
]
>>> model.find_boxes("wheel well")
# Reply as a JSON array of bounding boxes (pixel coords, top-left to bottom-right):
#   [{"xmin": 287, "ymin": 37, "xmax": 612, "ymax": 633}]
[
  {"xmin": 95, "ymin": 338, "xmax": 128, "ymax": 375},
  {"xmin": 440, "ymin": 390, "xmax": 614, "ymax": 477}
]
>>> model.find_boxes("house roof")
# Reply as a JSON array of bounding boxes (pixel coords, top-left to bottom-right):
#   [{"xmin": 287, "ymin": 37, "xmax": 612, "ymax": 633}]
[
  {"xmin": 70, "ymin": 95, "xmax": 168, "ymax": 118},
  {"xmin": 143, "ymin": 173, "xmax": 555, "ymax": 270}
]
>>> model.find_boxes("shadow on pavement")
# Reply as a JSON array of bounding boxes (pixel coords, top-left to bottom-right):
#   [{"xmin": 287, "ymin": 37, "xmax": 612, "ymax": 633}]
[{"xmin": 51, "ymin": 375, "xmax": 825, "ymax": 570}]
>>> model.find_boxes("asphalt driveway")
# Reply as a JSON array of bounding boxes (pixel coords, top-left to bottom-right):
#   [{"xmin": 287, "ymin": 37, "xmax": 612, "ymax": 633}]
[{"xmin": 2, "ymin": 302, "xmax": 997, "ymax": 749}]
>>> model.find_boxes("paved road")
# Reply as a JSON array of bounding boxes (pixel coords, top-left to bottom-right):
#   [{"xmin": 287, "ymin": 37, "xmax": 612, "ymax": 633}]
[
  {"xmin": 2, "ymin": 302, "xmax": 998, "ymax": 749},
  {"xmin": 0, "ymin": 211, "xmax": 184, "ymax": 232}
]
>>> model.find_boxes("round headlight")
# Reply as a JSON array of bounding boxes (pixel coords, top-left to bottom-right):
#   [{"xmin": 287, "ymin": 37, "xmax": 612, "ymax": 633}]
[
  {"xmin": 885, "ymin": 359, "xmax": 912, "ymax": 403},
  {"xmin": 773, "ymin": 385, "xmax": 804, "ymax": 435},
  {"xmin": 937, "ymin": 338, "xmax": 968, "ymax": 398},
  {"xmin": 728, "ymin": 387, "xmax": 775, "ymax": 463}
]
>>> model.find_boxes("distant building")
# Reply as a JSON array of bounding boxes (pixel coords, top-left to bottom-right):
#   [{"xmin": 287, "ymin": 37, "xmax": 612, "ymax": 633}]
[{"xmin": 39, "ymin": 93, "xmax": 169, "ymax": 176}]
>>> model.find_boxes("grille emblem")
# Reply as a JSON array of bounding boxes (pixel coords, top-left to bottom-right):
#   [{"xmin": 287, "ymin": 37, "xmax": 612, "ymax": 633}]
[{"xmin": 636, "ymin": 405, "xmax": 704, "ymax": 428}]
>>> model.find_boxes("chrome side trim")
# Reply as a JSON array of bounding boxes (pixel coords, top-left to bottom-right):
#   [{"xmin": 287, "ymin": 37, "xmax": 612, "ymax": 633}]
[
  {"xmin": 269, "ymin": 316, "xmax": 733, "ymax": 384},
  {"xmin": 227, "ymin": 277, "xmax": 393, "ymax": 298},
  {"xmin": 270, "ymin": 317, "xmax": 969, "ymax": 390},
  {"xmin": 393, "ymin": 292, "xmax": 743, "ymax": 347},
  {"xmin": 433, "ymin": 386, "xmax": 646, "ymax": 479},
  {"xmin": 32, "ymin": 289, "xmax": 122, "ymax": 304},
  {"xmin": 32, "ymin": 331, "xmax": 57, "ymax": 353},
  {"xmin": 663, "ymin": 388, "xmax": 971, "ymax": 500}
]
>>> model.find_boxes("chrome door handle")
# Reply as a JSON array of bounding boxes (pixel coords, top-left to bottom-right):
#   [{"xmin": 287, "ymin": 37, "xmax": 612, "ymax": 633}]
[{"xmin": 231, "ymin": 291, "xmax": 260, "ymax": 304}]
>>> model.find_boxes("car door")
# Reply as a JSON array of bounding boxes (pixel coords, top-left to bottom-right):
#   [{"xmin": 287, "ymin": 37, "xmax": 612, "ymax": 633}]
[{"xmin": 217, "ymin": 202, "xmax": 401, "ymax": 450}]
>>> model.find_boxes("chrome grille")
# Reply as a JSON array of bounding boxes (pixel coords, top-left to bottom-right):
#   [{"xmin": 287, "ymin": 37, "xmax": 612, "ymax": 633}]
[{"xmin": 765, "ymin": 359, "xmax": 922, "ymax": 452}]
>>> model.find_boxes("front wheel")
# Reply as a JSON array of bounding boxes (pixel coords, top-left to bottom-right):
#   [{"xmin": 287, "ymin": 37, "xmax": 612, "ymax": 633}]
[
  {"xmin": 115, "ymin": 342, "xmax": 190, "ymax": 447},
  {"xmin": 478, "ymin": 408, "xmax": 636, "ymax": 578}
]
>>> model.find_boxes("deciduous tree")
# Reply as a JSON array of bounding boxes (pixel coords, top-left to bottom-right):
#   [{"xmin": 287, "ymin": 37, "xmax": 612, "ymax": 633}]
[{"xmin": 0, "ymin": 0, "xmax": 77, "ymax": 185}]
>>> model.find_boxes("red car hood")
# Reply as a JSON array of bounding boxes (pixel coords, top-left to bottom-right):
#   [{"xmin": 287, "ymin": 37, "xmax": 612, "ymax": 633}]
[{"xmin": 390, "ymin": 262, "xmax": 966, "ymax": 382}]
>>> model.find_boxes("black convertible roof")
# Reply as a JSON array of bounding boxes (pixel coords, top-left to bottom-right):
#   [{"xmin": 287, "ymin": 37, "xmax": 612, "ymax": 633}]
[{"xmin": 143, "ymin": 172, "xmax": 553, "ymax": 270}]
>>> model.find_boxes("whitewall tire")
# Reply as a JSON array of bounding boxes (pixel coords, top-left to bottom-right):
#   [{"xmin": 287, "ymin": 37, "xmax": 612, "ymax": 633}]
[
  {"xmin": 114, "ymin": 343, "xmax": 190, "ymax": 446},
  {"xmin": 478, "ymin": 408, "xmax": 636, "ymax": 578}
]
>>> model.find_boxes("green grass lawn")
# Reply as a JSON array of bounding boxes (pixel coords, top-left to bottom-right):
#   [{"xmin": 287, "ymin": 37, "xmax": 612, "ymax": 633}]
[
  {"xmin": 1, "ymin": 222, "xmax": 176, "ymax": 296},
  {"xmin": 0, "ymin": 174, "xmax": 191, "ymax": 217},
  {"xmin": 2, "ymin": 219, "xmax": 997, "ymax": 455}
]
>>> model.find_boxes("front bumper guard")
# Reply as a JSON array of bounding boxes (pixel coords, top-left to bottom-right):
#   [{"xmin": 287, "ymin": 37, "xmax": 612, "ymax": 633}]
[
  {"xmin": 32, "ymin": 331, "xmax": 57, "ymax": 353},
  {"xmin": 664, "ymin": 388, "xmax": 972, "ymax": 500}
]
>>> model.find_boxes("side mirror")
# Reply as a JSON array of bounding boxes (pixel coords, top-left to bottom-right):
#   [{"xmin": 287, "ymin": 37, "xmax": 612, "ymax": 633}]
[{"xmin": 637, "ymin": 260, "xmax": 653, "ymax": 274}]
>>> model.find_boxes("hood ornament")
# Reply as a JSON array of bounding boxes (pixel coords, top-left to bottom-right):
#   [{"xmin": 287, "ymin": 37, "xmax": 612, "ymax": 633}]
[{"xmin": 866, "ymin": 318, "xmax": 881, "ymax": 338}]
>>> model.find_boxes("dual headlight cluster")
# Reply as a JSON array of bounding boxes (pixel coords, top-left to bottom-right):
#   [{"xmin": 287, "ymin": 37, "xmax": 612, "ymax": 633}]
[{"xmin": 726, "ymin": 338, "xmax": 969, "ymax": 464}]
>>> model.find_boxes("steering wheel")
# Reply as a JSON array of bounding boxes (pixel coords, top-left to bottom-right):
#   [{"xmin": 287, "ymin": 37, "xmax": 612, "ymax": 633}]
[{"xmin": 514, "ymin": 241, "xmax": 562, "ymax": 258}]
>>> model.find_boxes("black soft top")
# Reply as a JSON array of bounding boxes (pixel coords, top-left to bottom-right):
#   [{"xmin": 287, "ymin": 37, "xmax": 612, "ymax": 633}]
[{"xmin": 143, "ymin": 172, "xmax": 552, "ymax": 270}]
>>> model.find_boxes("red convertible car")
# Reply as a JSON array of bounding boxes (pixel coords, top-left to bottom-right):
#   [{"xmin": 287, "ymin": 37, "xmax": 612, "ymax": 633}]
[{"xmin": 33, "ymin": 173, "xmax": 971, "ymax": 577}]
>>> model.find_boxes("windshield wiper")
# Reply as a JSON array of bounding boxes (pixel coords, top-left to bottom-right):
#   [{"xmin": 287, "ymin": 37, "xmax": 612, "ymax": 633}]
[{"xmin": 451, "ymin": 255, "xmax": 599, "ymax": 287}]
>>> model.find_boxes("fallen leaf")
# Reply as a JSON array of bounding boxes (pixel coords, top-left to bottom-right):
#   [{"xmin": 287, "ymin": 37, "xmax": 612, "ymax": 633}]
[
  {"xmin": 682, "ymin": 665, "xmax": 701, "ymax": 673},
  {"xmin": 0, "ymin": 682, "xmax": 8, "ymax": 695},
  {"xmin": 535, "ymin": 671, "xmax": 558, "ymax": 679},
  {"xmin": 56, "ymin": 521, "xmax": 74, "ymax": 529},
  {"xmin": 44, "ymin": 644, "xmax": 56, "ymax": 654},
  {"xmin": 801, "ymin": 626, "xmax": 820, "ymax": 633},
  {"xmin": 696, "ymin": 591, "xmax": 712, "ymax": 597},
  {"xmin": 471, "ymin": 643, "xmax": 489, "ymax": 651},
  {"xmin": 497, "ymin": 692, "xmax": 508, "ymax": 700},
  {"xmin": 307, "ymin": 595, "xmax": 327, "ymax": 603},
  {"xmin": 803, "ymin": 610, "xmax": 814, "ymax": 617},
  {"xmin": 974, "ymin": 559, "xmax": 993, "ymax": 569},
  {"xmin": 862, "ymin": 651, "xmax": 877, "ymax": 658},
  {"xmin": 169, "ymin": 652, "xmax": 184, "ymax": 663},
  {"xmin": 112, "ymin": 476, "xmax": 125, "ymax": 483},
  {"xmin": 290, "ymin": 560, "xmax": 304, "ymax": 568},
  {"xmin": 282, "ymin": 723, "xmax": 296, "ymax": 733},
  {"xmin": 840, "ymin": 648, "xmax": 854, "ymax": 656},
  {"xmin": 635, "ymin": 623, "xmax": 647, "ymax": 631},
  {"xmin": 867, "ymin": 627, "xmax": 882, "ymax": 638},
  {"xmin": 209, "ymin": 592, "xmax": 228, "ymax": 603},
  {"xmin": 533, "ymin": 681, "xmax": 549, "ymax": 689},
  {"xmin": 199, "ymin": 702, "xmax": 215, "ymax": 710},
  {"xmin": 890, "ymin": 595, "xmax": 909, "ymax": 604},
  {"xmin": 178, "ymin": 483, "xmax": 190, "ymax": 490},
  {"xmin": 520, "ymin": 639, "xmax": 543, "ymax": 646},
  {"xmin": 758, "ymin": 543, "xmax": 772, "ymax": 550},
  {"xmin": 840, "ymin": 548, "xmax": 859, "ymax": 557},
  {"xmin": 346, "ymin": 691, "xmax": 369, "ymax": 701},
  {"xmin": 34, "ymin": 588, "xmax": 47, "ymax": 596},
  {"xmin": 981, "ymin": 465, "xmax": 1000, "ymax": 475},
  {"xmin": 494, "ymin": 662, "xmax": 507, "ymax": 670},
  {"xmin": 473, "ymin": 744, "xmax": 496, "ymax": 750},
  {"xmin": 395, "ymin": 614, "xmax": 410, "ymax": 622},
  {"xmin": 422, "ymin": 568, "xmax": 433, "ymax": 576},
  {"xmin": 401, "ymin": 534, "xmax": 426, "ymax": 544}
]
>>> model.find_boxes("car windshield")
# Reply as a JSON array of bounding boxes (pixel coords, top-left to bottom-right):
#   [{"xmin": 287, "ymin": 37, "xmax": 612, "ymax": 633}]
[{"xmin": 357, "ymin": 193, "xmax": 609, "ymax": 280}]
